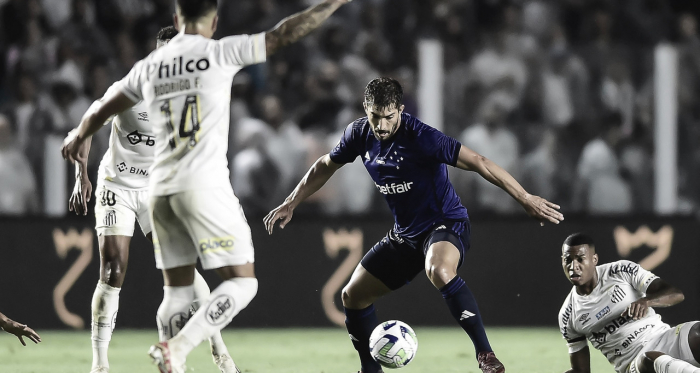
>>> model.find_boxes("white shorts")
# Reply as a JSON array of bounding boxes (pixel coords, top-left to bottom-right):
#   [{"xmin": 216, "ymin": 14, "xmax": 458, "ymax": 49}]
[
  {"xmin": 628, "ymin": 322, "xmax": 700, "ymax": 372},
  {"xmin": 94, "ymin": 183, "xmax": 151, "ymax": 236},
  {"xmin": 150, "ymin": 187, "xmax": 255, "ymax": 270}
]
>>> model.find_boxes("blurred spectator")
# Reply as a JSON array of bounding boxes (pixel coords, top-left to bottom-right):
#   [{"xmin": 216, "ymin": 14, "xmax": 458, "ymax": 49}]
[
  {"xmin": 599, "ymin": 59, "xmax": 635, "ymax": 136},
  {"xmin": 574, "ymin": 113, "xmax": 632, "ymax": 214},
  {"xmin": 519, "ymin": 128, "xmax": 561, "ymax": 202},
  {"xmin": 540, "ymin": 24, "xmax": 589, "ymax": 127},
  {"xmin": 0, "ymin": 114, "xmax": 39, "ymax": 215},
  {"xmin": 459, "ymin": 94, "xmax": 520, "ymax": 213}
]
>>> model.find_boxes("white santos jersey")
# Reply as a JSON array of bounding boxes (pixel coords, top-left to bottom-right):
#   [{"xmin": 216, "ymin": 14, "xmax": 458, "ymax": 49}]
[
  {"xmin": 98, "ymin": 84, "xmax": 154, "ymax": 190},
  {"xmin": 558, "ymin": 260, "xmax": 669, "ymax": 373},
  {"xmin": 115, "ymin": 32, "xmax": 266, "ymax": 196}
]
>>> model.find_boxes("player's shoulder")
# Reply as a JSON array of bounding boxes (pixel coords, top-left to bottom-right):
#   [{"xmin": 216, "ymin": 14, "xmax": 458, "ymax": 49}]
[
  {"xmin": 604, "ymin": 260, "xmax": 641, "ymax": 278},
  {"xmin": 343, "ymin": 117, "xmax": 371, "ymax": 137}
]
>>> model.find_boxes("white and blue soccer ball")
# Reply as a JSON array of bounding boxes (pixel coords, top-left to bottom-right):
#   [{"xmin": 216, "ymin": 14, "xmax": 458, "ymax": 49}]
[{"xmin": 369, "ymin": 320, "xmax": 418, "ymax": 369}]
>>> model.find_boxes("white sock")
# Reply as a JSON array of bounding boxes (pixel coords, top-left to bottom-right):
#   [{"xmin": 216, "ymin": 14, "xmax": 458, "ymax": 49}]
[
  {"xmin": 91, "ymin": 281, "xmax": 121, "ymax": 369},
  {"xmin": 157, "ymin": 285, "xmax": 195, "ymax": 341},
  {"xmin": 654, "ymin": 355, "xmax": 700, "ymax": 373},
  {"xmin": 170, "ymin": 277, "xmax": 258, "ymax": 357},
  {"xmin": 192, "ymin": 271, "xmax": 230, "ymax": 357}
]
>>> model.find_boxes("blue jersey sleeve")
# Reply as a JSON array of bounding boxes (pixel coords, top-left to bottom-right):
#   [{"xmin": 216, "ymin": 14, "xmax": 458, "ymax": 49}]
[
  {"xmin": 416, "ymin": 123, "xmax": 462, "ymax": 166},
  {"xmin": 329, "ymin": 123, "xmax": 360, "ymax": 164}
]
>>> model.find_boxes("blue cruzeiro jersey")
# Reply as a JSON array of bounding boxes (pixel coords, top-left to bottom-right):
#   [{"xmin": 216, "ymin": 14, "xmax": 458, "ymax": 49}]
[{"xmin": 329, "ymin": 112, "xmax": 469, "ymax": 240}]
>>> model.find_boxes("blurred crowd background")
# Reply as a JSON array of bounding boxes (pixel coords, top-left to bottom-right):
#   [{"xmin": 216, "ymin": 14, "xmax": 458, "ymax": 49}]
[{"xmin": 1, "ymin": 0, "xmax": 700, "ymax": 218}]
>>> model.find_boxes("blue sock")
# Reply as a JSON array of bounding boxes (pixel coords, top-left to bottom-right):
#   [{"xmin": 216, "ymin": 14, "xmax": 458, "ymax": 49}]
[
  {"xmin": 440, "ymin": 276, "xmax": 493, "ymax": 354},
  {"xmin": 344, "ymin": 305, "xmax": 382, "ymax": 373}
]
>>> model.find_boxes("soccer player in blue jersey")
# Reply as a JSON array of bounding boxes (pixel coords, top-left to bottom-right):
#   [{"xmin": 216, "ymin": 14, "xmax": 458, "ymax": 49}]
[{"xmin": 264, "ymin": 77, "xmax": 564, "ymax": 373}]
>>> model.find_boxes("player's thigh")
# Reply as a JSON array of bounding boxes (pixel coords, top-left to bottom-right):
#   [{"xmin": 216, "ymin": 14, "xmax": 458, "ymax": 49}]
[
  {"xmin": 169, "ymin": 187, "xmax": 255, "ymax": 270},
  {"xmin": 150, "ymin": 195, "xmax": 198, "ymax": 271},
  {"xmin": 641, "ymin": 322, "xmax": 700, "ymax": 368},
  {"xmin": 630, "ymin": 351, "xmax": 665, "ymax": 373},
  {"xmin": 342, "ymin": 263, "xmax": 392, "ymax": 309},
  {"xmin": 423, "ymin": 220, "xmax": 470, "ymax": 287},
  {"xmin": 424, "ymin": 241, "xmax": 461, "ymax": 288},
  {"xmin": 358, "ymin": 233, "xmax": 425, "ymax": 294}
]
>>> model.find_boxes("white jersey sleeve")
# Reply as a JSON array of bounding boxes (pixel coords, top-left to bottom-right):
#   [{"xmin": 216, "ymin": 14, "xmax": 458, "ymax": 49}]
[
  {"xmin": 608, "ymin": 260, "xmax": 659, "ymax": 293},
  {"xmin": 117, "ymin": 59, "xmax": 147, "ymax": 103},
  {"xmin": 559, "ymin": 292, "xmax": 588, "ymax": 353},
  {"xmin": 215, "ymin": 33, "xmax": 266, "ymax": 70}
]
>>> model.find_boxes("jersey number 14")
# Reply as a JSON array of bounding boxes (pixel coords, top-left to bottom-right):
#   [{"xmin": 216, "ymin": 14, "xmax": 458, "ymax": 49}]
[{"xmin": 161, "ymin": 94, "xmax": 201, "ymax": 149}]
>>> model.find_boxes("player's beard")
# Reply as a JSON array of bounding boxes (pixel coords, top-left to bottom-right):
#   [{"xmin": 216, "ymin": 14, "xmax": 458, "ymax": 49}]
[{"xmin": 374, "ymin": 118, "xmax": 400, "ymax": 141}]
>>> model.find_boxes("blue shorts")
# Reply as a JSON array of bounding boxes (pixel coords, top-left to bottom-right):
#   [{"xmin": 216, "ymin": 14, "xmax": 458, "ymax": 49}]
[{"xmin": 360, "ymin": 219, "xmax": 471, "ymax": 290}]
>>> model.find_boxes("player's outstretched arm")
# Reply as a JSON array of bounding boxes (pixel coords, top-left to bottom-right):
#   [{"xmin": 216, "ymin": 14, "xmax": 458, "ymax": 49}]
[
  {"xmin": 68, "ymin": 128, "xmax": 93, "ymax": 216},
  {"xmin": 622, "ymin": 278, "xmax": 684, "ymax": 320},
  {"xmin": 0, "ymin": 312, "xmax": 41, "ymax": 346},
  {"xmin": 264, "ymin": 154, "xmax": 343, "ymax": 234},
  {"xmin": 454, "ymin": 145, "xmax": 564, "ymax": 224},
  {"xmin": 265, "ymin": 0, "xmax": 351, "ymax": 56},
  {"xmin": 564, "ymin": 347, "xmax": 591, "ymax": 373},
  {"xmin": 61, "ymin": 92, "xmax": 135, "ymax": 163}
]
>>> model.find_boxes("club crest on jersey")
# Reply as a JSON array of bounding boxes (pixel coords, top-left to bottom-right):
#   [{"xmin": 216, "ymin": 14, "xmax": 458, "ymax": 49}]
[
  {"xmin": 578, "ymin": 313, "xmax": 591, "ymax": 325},
  {"xmin": 610, "ymin": 285, "xmax": 626, "ymax": 303}
]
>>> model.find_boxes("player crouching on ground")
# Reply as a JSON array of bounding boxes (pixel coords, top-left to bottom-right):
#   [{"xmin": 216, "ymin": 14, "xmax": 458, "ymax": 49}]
[{"xmin": 559, "ymin": 233, "xmax": 700, "ymax": 373}]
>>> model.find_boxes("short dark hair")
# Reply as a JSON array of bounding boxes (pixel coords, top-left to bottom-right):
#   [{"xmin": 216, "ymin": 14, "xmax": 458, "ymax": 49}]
[
  {"xmin": 157, "ymin": 26, "xmax": 178, "ymax": 43},
  {"xmin": 364, "ymin": 77, "xmax": 403, "ymax": 111},
  {"xmin": 563, "ymin": 233, "xmax": 596, "ymax": 250},
  {"xmin": 176, "ymin": 0, "xmax": 218, "ymax": 20}
]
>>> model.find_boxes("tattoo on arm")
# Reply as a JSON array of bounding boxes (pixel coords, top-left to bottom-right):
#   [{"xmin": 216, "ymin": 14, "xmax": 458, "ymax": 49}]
[{"xmin": 266, "ymin": 1, "xmax": 343, "ymax": 56}]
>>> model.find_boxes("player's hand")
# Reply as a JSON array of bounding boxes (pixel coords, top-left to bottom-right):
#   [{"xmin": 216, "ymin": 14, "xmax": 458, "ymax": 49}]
[
  {"xmin": 1, "ymin": 319, "xmax": 41, "ymax": 346},
  {"xmin": 520, "ymin": 193, "xmax": 564, "ymax": 225},
  {"xmin": 61, "ymin": 128, "xmax": 87, "ymax": 164},
  {"xmin": 69, "ymin": 173, "xmax": 92, "ymax": 215},
  {"xmin": 264, "ymin": 202, "xmax": 295, "ymax": 235},
  {"xmin": 622, "ymin": 298, "xmax": 650, "ymax": 320}
]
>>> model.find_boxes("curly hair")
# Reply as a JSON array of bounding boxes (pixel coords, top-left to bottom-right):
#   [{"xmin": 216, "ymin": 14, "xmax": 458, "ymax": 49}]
[{"xmin": 364, "ymin": 77, "xmax": 403, "ymax": 110}]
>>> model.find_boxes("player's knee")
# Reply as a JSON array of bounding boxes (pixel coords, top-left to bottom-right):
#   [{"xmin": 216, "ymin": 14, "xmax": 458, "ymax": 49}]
[
  {"xmin": 639, "ymin": 351, "xmax": 664, "ymax": 373},
  {"xmin": 101, "ymin": 256, "xmax": 127, "ymax": 286},
  {"xmin": 341, "ymin": 283, "xmax": 368, "ymax": 308},
  {"xmin": 425, "ymin": 263, "xmax": 455, "ymax": 289},
  {"xmin": 688, "ymin": 323, "xmax": 700, "ymax": 360}
]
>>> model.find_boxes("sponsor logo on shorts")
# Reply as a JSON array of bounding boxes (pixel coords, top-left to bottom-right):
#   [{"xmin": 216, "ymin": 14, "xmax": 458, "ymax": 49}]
[
  {"xmin": 206, "ymin": 295, "xmax": 234, "ymax": 325},
  {"xmin": 610, "ymin": 285, "xmax": 626, "ymax": 303},
  {"xmin": 199, "ymin": 236, "xmax": 235, "ymax": 254},
  {"xmin": 104, "ymin": 210, "xmax": 117, "ymax": 227}
]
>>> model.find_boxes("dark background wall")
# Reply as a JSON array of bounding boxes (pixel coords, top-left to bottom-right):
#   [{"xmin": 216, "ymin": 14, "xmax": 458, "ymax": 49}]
[{"xmin": 0, "ymin": 216, "xmax": 697, "ymax": 330}]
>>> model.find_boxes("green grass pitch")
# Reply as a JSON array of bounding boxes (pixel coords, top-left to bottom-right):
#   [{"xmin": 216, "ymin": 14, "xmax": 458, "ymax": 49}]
[{"xmin": 1, "ymin": 327, "xmax": 613, "ymax": 373}]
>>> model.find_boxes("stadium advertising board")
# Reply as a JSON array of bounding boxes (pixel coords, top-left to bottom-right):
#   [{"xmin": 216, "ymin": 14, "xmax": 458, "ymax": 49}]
[{"xmin": 0, "ymin": 216, "xmax": 697, "ymax": 329}]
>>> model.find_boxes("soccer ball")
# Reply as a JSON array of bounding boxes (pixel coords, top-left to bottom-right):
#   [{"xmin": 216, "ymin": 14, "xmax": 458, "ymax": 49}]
[{"xmin": 369, "ymin": 320, "xmax": 418, "ymax": 369}]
